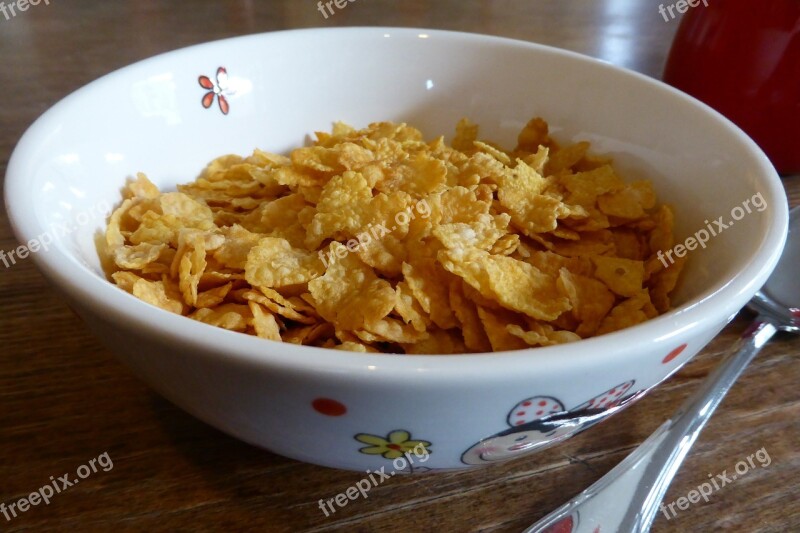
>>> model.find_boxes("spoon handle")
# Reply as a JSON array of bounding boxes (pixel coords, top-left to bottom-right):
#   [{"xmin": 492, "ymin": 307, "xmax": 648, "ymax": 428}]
[{"xmin": 524, "ymin": 318, "xmax": 778, "ymax": 533}]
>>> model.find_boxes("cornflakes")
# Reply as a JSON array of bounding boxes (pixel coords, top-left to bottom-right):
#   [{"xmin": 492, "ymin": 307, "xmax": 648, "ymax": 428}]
[{"xmin": 103, "ymin": 117, "xmax": 684, "ymax": 353}]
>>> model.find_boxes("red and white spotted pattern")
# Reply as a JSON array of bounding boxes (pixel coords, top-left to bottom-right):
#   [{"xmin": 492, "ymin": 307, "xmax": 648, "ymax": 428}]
[
  {"xmin": 506, "ymin": 396, "xmax": 565, "ymax": 427},
  {"xmin": 573, "ymin": 380, "xmax": 635, "ymax": 411}
]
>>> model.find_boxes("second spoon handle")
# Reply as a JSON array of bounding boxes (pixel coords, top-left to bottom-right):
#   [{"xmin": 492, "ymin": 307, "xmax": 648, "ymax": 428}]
[{"xmin": 525, "ymin": 318, "xmax": 778, "ymax": 533}]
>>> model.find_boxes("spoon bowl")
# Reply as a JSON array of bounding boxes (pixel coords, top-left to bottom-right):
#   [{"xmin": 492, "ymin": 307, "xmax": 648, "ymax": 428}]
[{"xmin": 751, "ymin": 206, "xmax": 800, "ymax": 331}]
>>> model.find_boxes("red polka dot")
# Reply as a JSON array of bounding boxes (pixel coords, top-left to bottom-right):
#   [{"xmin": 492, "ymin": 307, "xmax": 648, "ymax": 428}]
[
  {"xmin": 312, "ymin": 398, "xmax": 347, "ymax": 416},
  {"xmin": 536, "ymin": 410, "xmax": 543, "ymax": 415},
  {"xmin": 538, "ymin": 400, "xmax": 547, "ymax": 406},
  {"xmin": 522, "ymin": 401, "xmax": 532, "ymax": 407},
  {"xmin": 609, "ymin": 388, "xmax": 616, "ymax": 395},
  {"xmin": 517, "ymin": 411, "xmax": 526, "ymax": 416},
  {"xmin": 662, "ymin": 343, "xmax": 688, "ymax": 364},
  {"xmin": 515, "ymin": 420, "xmax": 525, "ymax": 426}
]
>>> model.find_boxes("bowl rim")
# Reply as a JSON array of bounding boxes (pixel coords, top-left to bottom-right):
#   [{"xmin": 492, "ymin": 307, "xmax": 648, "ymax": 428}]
[{"xmin": 4, "ymin": 27, "xmax": 789, "ymax": 380}]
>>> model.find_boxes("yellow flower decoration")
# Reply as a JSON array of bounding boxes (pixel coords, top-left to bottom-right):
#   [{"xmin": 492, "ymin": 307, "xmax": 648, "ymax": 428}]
[{"xmin": 355, "ymin": 430, "xmax": 431, "ymax": 460}]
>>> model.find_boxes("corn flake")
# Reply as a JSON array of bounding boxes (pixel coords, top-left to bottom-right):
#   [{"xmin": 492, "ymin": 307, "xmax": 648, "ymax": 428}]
[{"xmin": 245, "ymin": 237, "xmax": 324, "ymax": 288}]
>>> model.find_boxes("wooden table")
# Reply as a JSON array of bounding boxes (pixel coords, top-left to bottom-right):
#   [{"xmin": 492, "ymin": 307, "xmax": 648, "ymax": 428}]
[{"xmin": 1, "ymin": 1, "xmax": 797, "ymax": 531}]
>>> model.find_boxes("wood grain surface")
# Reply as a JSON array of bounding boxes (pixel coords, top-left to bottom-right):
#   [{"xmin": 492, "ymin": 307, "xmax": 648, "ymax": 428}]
[{"xmin": 1, "ymin": 1, "xmax": 798, "ymax": 532}]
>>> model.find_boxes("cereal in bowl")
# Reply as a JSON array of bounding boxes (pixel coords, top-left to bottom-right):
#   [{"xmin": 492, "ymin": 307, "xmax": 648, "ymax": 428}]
[{"xmin": 102, "ymin": 118, "xmax": 684, "ymax": 353}]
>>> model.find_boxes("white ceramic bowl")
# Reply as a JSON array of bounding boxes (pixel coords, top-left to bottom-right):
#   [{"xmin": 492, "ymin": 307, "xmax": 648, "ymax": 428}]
[{"xmin": 5, "ymin": 28, "xmax": 787, "ymax": 472}]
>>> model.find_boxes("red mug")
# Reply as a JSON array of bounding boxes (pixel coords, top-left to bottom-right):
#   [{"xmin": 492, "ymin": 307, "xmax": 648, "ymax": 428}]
[{"xmin": 663, "ymin": 0, "xmax": 800, "ymax": 175}]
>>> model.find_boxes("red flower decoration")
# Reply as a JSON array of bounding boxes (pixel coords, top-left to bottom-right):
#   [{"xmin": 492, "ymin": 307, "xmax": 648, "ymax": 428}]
[{"xmin": 198, "ymin": 67, "xmax": 230, "ymax": 115}]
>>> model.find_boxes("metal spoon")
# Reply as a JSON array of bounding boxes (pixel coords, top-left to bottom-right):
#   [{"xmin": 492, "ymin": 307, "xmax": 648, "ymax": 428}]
[{"xmin": 525, "ymin": 205, "xmax": 799, "ymax": 533}]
